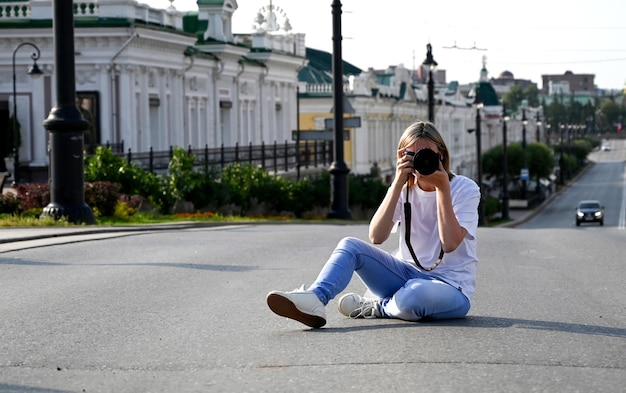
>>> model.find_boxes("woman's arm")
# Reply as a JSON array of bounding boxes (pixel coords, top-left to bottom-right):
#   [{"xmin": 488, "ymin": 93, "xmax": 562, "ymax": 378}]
[
  {"xmin": 369, "ymin": 150, "xmax": 413, "ymax": 244},
  {"xmin": 369, "ymin": 181, "xmax": 403, "ymax": 244}
]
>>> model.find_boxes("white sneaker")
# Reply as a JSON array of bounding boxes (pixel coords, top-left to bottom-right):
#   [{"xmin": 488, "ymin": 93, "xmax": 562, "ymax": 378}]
[
  {"xmin": 338, "ymin": 293, "xmax": 381, "ymax": 319},
  {"xmin": 266, "ymin": 285, "xmax": 327, "ymax": 328}
]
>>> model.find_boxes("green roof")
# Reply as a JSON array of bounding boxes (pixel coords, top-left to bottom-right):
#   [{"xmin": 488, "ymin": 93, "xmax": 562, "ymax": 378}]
[
  {"xmin": 472, "ymin": 81, "xmax": 499, "ymax": 106},
  {"xmin": 298, "ymin": 47, "xmax": 362, "ymax": 84}
]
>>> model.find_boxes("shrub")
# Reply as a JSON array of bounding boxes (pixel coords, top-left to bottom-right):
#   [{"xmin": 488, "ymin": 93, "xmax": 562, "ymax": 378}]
[
  {"xmin": 113, "ymin": 200, "xmax": 136, "ymax": 221},
  {"xmin": 85, "ymin": 147, "xmax": 158, "ymax": 198},
  {"xmin": 85, "ymin": 181, "xmax": 121, "ymax": 217},
  {"xmin": 348, "ymin": 174, "xmax": 387, "ymax": 210},
  {"xmin": 0, "ymin": 193, "xmax": 20, "ymax": 214},
  {"xmin": 483, "ymin": 195, "xmax": 502, "ymax": 222},
  {"xmin": 15, "ymin": 183, "xmax": 50, "ymax": 211}
]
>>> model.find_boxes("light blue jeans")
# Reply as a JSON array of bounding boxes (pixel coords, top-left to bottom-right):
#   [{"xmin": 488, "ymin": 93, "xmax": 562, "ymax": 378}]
[{"xmin": 310, "ymin": 237, "xmax": 470, "ymax": 321}]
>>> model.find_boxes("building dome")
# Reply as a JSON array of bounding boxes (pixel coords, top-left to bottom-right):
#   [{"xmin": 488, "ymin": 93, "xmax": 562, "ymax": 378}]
[{"xmin": 499, "ymin": 70, "xmax": 514, "ymax": 80}]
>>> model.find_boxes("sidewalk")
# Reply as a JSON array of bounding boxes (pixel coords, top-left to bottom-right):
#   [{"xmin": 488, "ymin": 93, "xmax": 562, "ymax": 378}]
[{"xmin": 0, "ymin": 197, "xmax": 547, "ymax": 248}]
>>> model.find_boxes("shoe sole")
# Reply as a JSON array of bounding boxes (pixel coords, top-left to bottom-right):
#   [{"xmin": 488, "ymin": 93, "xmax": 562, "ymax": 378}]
[{"xmin": 266, "ymin": 293, "xmax": 326, "ymax": 328}]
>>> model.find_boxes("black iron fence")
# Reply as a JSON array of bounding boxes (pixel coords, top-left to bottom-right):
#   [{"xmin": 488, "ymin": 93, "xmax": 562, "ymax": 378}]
[{"xmin": 101, "ymin": 140, "xmax": 334, "ymax": 176}]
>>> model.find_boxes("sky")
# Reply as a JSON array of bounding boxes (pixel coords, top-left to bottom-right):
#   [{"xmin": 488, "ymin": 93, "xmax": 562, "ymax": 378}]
[{"xmin": 147, "ymin": 0, "xmax": 626, "ymax": 90}]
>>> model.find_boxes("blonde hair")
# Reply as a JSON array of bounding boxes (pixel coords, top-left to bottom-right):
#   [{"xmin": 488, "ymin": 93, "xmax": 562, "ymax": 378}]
[{"xmin": 398, "ymin": 121, "xmax": 454, "ymax": 184}]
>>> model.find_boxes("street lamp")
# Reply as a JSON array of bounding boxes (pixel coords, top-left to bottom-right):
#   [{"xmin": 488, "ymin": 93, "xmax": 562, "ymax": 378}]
[
  {"xmin": 422, "ymin": 43, "xmax": 438, "ymax": 123},
  {"xmin": 521, "ymin": 108, "xmax": 528, "ymax": 200},
  {"xmin": 559, "ymin": 123, "xmax": 565, "ymax": 186},
  {"xmin": 474, "ymin": 96, "xmax": 485, "ymax": 226},
  {"xmin": 40, "ymin": 0, "xmax": 95, "ymax": 224},
  {"xmin": 535, "ymin": 112, "xmax": 542, "ymax": 143},
  {"xmin": 12, "ymin": 42, "xmax": 43, "ymax": 186},
  {"xmin": 327, "ymin": 0, "xmax": 351, "ymax": 219},
  {"xmin": 501, "ymin": 103, "xmax": 509, "ymax": 221}
]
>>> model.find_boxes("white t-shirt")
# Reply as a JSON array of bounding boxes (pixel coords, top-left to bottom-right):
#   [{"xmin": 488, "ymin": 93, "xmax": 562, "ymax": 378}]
[{"xmin": 391, "ymin": 175, "xmax": 480, "ymax": 302}]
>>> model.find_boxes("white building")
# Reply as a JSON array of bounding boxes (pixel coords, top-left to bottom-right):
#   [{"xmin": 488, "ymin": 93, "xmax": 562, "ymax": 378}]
[{"xmin": 0, "ymin": 0, "xmax": 306, "ymax": 181}]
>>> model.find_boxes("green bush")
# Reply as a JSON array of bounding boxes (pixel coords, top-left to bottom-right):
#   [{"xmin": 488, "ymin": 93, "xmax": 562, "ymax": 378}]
[
  {"xmin": 85, "ymin": 147, "xmax": 159, "ymax": 198},
  {"xmin": 15, "ymin": 183, "xmax": 50, "ymax": 212},
  {"xmin": 0, "ymin": 193, "xmax": 20, "ymax": 214},
  {"xmin": 85, "ymin": 181, "xmax": 121, "ymax": 217},
  {"xmin": 483, "ymin": 195, "xmax": 502, "ymax": 222},
  {"xmin": 348, "ymin": 174, "xmax": 387, "ymax": 210}
]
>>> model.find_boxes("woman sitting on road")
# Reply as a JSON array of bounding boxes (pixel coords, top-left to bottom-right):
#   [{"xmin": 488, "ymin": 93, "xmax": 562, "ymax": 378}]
[{"xmin": 266, "ymin": 121, "xmax": 480, "ymax": 328}]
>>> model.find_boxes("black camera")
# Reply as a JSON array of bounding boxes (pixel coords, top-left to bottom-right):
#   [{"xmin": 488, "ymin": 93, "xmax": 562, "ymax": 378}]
[{"xmin": 405, "ymin": 148, "xmax": 442, "ymax": 175}]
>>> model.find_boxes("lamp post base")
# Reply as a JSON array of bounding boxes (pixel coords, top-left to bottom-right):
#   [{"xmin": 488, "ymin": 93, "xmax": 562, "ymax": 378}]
[
  {"xmin": 327, "ymin": 161, "xmax": 352, "ymax": 219},
  {"xmin": 41, "ymin": 202, "xmax": 95, "ymax": 224}
]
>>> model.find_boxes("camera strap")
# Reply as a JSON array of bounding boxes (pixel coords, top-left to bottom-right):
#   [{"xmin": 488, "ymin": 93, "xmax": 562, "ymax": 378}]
[{"xmin": 403, "ymin": 182, "xmax": 444, "ymax": 271}]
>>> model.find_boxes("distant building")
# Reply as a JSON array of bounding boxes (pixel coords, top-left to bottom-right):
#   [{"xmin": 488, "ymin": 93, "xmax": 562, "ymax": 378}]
[
  {"xmin": 541, "ymin": 71, "xmax": 595, "ymax": 95},
  {"xmin": 490, "ymin": 70, "xmax": 536, "ymax": 96}
]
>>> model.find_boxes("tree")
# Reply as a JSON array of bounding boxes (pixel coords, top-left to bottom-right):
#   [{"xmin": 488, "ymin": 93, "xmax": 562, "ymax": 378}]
[
  {"xmin": 503, "ymin": 85, "xmax": 540, "ymax": 112},
  {"xmin": 599, "ymin": 100, "xmax": 622, "ymax": 131},
  {"xmin": 526, "ymin": 142, "xmax": 554, "ymax": 191},
  {"xmin": 482, "ymin": 141, "xmax": 554, "ymax": 198},
  {"xmin": 503, "ymin": 85, "xmax": 525, "ymax": 112}
]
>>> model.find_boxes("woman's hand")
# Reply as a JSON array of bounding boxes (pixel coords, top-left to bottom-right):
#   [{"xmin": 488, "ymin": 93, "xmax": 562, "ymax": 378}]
[
  {"xmin": 414, "ymin": 160, "xmax": 450, "ymax": 192},
  {"xmin": 392, "ymin": 148, "xmax": 415, "ymax": 189}
]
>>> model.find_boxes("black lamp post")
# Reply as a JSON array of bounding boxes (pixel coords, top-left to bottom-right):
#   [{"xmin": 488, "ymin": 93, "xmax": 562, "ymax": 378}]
[
  {"xmin": 501, "ymin": 103, "xmax": 509, "ymax": 221},
  {"xmin": 327, "ymin": 0, "xmax": 351, "ymax": 219},
  {"xmin": 559, "ymin": 123, "xmax": 564, "ymax": 186},
  {"xmin": 521, "ymin": 108, "xmax": 528, "ymax": 200},
  {"xmin": 475, "ymin": 97, "xmax": 485, "ymax": 226},
  {"xmin": 535, "ymin": 112, "xmax": 542, "ymax": 143},
  {"xmin": 40, "ymin": 0, "xmax": 95, "ymax": 224},
  {"xmin": 11, "ymin": 42, "xmax": 43, "ymax": 186},
  {"xmin": 422, "ymin": 43, "xmax": 438, "ymax": 123}
]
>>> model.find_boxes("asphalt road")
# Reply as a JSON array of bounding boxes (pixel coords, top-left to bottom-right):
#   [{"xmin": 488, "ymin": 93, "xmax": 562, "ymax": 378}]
[
  {"xmin": 1, "ymin": 222, "xmax": 624, "ymax": 393},
  {"xmin": 519, "ymin": 137, "xmax": 626, "ymax": 230}
]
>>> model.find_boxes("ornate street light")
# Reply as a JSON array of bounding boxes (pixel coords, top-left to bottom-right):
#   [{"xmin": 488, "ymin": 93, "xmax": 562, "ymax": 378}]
[
  {"xmin": 11, "ymin": 42, "xmax": 43, "ymax": 186},
  {"xmin": 466, "ymin": 89, "xmax": 484, "ymax": 225},
  {"xmin": 535, "ymin": 112, "xmax": 542, "ymax": 143},
  {"xmin": 40, "ymin": 0, "xmax": 95, "ymax": 224},
  {"xmin": 422, "ymin": 43, "xmax": 438, "ymax": 123},
  {"xmin": 501, "ymin": 104, "xmax": 510, "ymax": 221},
  {"xmin": 559, "ymin": 123, "xmax": 565, "ymax": 186},
  {"xmin": 521, "ymin": 108, "xmax": 528, "ymax": 200},
  {"xmin": 327, "ymin": 0, "xmax": 351, "ymax": 219}
]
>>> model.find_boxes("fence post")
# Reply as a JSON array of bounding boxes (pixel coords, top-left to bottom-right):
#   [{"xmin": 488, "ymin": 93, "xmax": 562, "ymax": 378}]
[
  {"xmin": 127, "ymin": 147, "xmax": 132, "ymax": 164},
  {"xmin": 304, "ymin": 140, "xmax": 309, "ymax": 169},
  {"xmin": 187, "ymin": 144, "xmax": 192, "ymax": 155},
  {"xmin": 284, "ymin": 140, "xmax": 288, "ymax": 172},
  {"xmin": 235, "ymin": 142, "xmax": 239, "ymax": 163},
  {"xmin": 169, "ymin": 146, "xmax": 173, "ymax": 159},
  {"xmin": 149, "ymin": 147, "xmax": 154, "ymax": 173},
  {"xmin": 273, "ymin": 141, "xmax": 277, "ymax": 174},
  {"xmin": 249, "ymin": 142, "xmax": 253, "ymax": 164},
  {"xmin": 220, "ymin": 144, "xmax": 225, "ymax": 169},
  {"xmin": 261, "ymin": 141, "xmax": 266, "ymax": 171},
  {"xmin": 204, "ymin": 144, "xmax": 209, "ymax": 174},
  {"xmin": 314, "ymin": 141, "xmax": 318, "ymax": 167}
]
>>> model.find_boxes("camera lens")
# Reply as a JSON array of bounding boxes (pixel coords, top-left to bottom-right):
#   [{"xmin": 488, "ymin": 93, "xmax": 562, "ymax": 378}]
[{"xmin": 412, "ymin": 148, "xmax": 441, "ymax": 175}]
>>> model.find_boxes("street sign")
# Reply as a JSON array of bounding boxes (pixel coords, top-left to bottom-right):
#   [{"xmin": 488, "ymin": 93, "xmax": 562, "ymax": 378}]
[
  {"xmin": 324, "ymin": 116, "xmax": 361, "ymax": 130},
  {"xmin": 292, "ymin": 130, "xmax": 350, "ymax": 141},
  {"xmin": 520, "ymin": 168, "xmax": 529, "ymax": 181}
]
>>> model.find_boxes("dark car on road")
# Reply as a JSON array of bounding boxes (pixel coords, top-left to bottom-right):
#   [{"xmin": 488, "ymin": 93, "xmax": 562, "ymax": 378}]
[{"xmin": 576, "ymin": 200, "xmax": 604, "ymax": 226}]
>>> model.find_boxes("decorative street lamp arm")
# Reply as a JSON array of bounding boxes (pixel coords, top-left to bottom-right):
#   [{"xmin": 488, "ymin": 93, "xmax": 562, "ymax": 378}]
[{"xmin": 11, "ymin": 41, "xmax": 42, "ymax": 186}]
